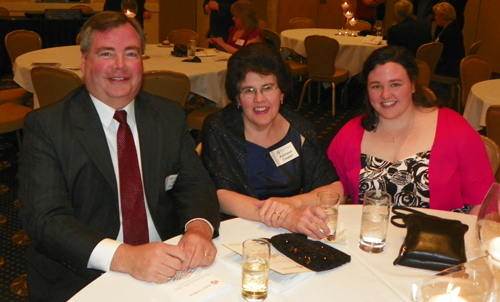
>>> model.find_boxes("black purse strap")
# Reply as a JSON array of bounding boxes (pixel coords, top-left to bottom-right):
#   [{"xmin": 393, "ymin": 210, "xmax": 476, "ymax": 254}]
[{"xmin": 390, "ymin": 206, "xmax": 432, "ymax": 228}]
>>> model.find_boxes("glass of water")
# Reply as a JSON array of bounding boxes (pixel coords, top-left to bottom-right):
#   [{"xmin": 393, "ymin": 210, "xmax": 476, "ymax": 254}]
[
  {"xmin": 359, "ymin": 190, "xmax": 392, "ymax": 253},
  {"xmin": 242, "ymin": 239, "xmax": 270, "ymax": 302},
  {"xmin": 188, "ymin": 38, "xmax": 196, "ymax": 60},
  {"xmin": 317, "ymin": 191, "xmax": 340, "ymax": 241}
]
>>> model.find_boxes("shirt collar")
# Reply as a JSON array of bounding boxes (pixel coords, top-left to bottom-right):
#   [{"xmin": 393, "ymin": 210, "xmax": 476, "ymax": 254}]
[{"xmin": 90, "ymin": 94, "xmax": 137, "ymax": 129}]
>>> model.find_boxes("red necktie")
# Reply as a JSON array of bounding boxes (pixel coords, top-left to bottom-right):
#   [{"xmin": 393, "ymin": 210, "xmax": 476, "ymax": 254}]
[{"xmin": 114, "ymin": 110, "xmax": 149, "ymax": 245}]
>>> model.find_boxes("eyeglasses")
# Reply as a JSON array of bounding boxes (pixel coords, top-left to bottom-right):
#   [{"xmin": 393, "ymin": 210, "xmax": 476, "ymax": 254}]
[{"xmin": 239, "ymin": 85, "xmax": 279, "ymax": 99}]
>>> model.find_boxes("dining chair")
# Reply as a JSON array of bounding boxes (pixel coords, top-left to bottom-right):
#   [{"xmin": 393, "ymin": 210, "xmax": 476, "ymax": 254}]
[
  {"xmin": 297, "ymin": 35, "xmax": 349, "ymax": 116},
  {"xmin": 416, "ymin": 42, "xmax": 443, "ymax": 79},
  {"xmin": 460, "ymin": 55, "xmax": 491, "ymax": 114},
  {"xmin": 70, "ymin": 5, "xmax": 94, "ymax": 14},
  {"xmin": 262, "ymin": 28, "xmax": 281, "ymax": 52},
  {"xmin": 415, "ymin": 59, "xmax": 431, "ymax": 88},
  {"xmin": 186, "ymin": 105, "xmax": 222, "ymax": 131},
  {"xmin": 288, "ymin": 17, "xmax": 315, "ymax": 29},
  {"xmin": 31, "ymin": 66, "xmax": 83, "ymax": 108},
  {"xmin": 468, "ymin": 40, "xmax": 482, "ymax": 55},
  {"xmin": 0, "ymin": 7, "xmax": 10, "ymax": 17},
  {"xmin": 349, "ymin": 20, "xmax": 372, "ymax": 32},
  {"xmin": 167, "ymin": 29, "xmax": 199, "ymax": 47},
  {"xmin": 421, "ymin": 86, "xmax": 438, "ymax": 105},
  {"xmin": 486, "ymin": 105, "xmax": 500, "ymax": 153},
  {"xmin": 5, "ymin": 30, "xmax": 42, "ymax": 71},
  {"xmin": 481, "ymin": 135, "xmax": 500, "ymax": 176},
  {"xmin": 0, "ymin": 103, "xmax": 33, "ymax": 148},
  {"xmin": 142, "ymin": 70, "xmax": 191, "ymax": 107}
]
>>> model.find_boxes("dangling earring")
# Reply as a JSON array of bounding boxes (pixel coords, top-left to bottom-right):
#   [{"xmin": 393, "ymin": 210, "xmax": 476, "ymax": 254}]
[
  {"xmin": 281, "ymin": 96, "xmax": 284, "ymax": 105},
  {"xmin": 237, "ymin": 102, "xmax": 241, "ymax": 109}
]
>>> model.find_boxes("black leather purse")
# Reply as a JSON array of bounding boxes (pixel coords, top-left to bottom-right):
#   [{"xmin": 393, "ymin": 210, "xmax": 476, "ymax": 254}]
[{"xmin": 391, "ymin": 206, "xmax": 469, "ymax": 271}]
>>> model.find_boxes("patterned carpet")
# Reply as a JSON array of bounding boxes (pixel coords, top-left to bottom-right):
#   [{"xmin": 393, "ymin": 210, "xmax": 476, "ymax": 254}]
[{"xmin": 0, "ymin": 73, "xmax": 362, "ymax": 301}]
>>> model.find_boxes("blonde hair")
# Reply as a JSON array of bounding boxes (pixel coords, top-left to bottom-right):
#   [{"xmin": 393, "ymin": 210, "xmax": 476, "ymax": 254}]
[
  {"xmin": 394, "ymin": 0, "xmax": 415, "ymax": 21},
  {"xmin": 231, "ymin": 1, "xmax": 259, "ymax": 33},
  {"xmin": 433, "ymin": 2, "xmax": 456, "ymax": 23}
]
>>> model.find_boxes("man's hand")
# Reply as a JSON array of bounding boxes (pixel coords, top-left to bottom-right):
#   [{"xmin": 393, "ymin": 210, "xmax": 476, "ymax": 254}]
[
  {"xmin": 177, "ymin": 220, "xmax": 216, "ymax": 270},
  {"xmin": 110, "ymin": 242, "xmax": 187, "ymax": 284}
]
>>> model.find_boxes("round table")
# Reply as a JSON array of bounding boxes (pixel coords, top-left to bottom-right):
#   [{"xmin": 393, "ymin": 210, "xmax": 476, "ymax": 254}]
[
  {"xmin": 463, "ymin": 79, "xmax": 500, "ymax": 131},
  {"xmin": 280, "ymin": 28, "xmax": 386, "ymax": 75},
  {"xmin": 13, "ymin": 44, "xmax": 231, "ymax": 108},
  {"xmin": 68, "ymin": 205, "xmax": 482, "ymax": 302}
]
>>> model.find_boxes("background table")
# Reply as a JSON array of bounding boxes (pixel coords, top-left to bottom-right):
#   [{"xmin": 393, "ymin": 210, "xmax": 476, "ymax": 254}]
[
  {"xmin": 0, "ymin": 17, "xmax": 88, "ymax": 74},
  {"xmin": 69, "ymin": 205, "xmax": 482, "ymax": 302},
  {"xmin": 13, "ymin": 44, "xmax": 230, "ymax": 108},
  {"xmin": 280, "ymin": 28, "xmax": 386, "ymax": 76},
  {"xmin": 463, "ymin": 79, "xmax": 500, "ymax": 131}
]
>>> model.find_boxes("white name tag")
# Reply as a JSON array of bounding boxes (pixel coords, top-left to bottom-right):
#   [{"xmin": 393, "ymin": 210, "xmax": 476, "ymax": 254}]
[
  {"xmin": 235, "ymin": 39, "xmax": 245, "ymax": 46},
  {"xmin": 269, "ymin": 142, "xmax": 299, "ymax": 167},
  {"xmin": 165, "ymin": 174, "xmax": 178, "ymax": 191}
]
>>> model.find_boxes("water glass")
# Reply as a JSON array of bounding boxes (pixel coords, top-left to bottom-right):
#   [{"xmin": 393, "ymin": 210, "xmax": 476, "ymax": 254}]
[
  {"xmin": 242, "ymin": 239, "xmax": 270, "ymax": 302},
  {"xmin": 317, "ymin": 191, "xmax": 340, "ymax": 241},
  {"xmin": 188, "ymin": 38, "xmax": 196, "ymax": 60},
  {"xmin": 359, "ymin": 190, "xmax": 392, "ymax": 253}
]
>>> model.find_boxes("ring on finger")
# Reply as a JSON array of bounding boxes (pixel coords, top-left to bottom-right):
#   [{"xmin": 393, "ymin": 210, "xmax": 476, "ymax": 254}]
[
  {"xmin": 204, "ymin": 253, "xmax": 211, "ymax": 258},
  {"xmin": 274, "ymin": 211, "xmax": 281, "ymax": 218}
]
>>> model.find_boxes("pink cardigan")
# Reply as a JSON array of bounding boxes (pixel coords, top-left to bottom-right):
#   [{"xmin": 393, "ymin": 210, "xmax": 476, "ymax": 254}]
[{"xmin": 327, "ymin": 107, "xmax": 495, "ymax": 210}]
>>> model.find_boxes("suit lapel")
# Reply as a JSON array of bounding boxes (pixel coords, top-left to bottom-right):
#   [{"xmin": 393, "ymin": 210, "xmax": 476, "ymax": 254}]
[
  {"xmin": 135, "ymin": 94, "xmax": 161, "ymax": 215},
  {"xmin": 69, "ymin": 89, "xmax": 118, "ymax": 198}
]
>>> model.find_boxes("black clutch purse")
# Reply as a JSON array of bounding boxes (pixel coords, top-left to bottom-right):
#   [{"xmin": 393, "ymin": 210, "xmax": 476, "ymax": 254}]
[
  {"xmin": 268, "ymin": 233, "xmax": 351, "ymax": 272},
  {"xmin": 391, "ymin": 206, "xmax": 469, "ymax": 271}
]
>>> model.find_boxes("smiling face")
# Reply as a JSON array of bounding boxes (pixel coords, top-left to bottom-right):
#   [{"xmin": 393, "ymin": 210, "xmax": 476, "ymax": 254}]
[
  {"xmin": 81, "ymin": 23, "xmax": 143, "ymax": 109},
  {"xmin": 367, "ymin": 62, "xmax": 416, "ymax": 122},
  {"xmin": 239, "ymin": 72, "xmax": 283, "ymax": 130}
]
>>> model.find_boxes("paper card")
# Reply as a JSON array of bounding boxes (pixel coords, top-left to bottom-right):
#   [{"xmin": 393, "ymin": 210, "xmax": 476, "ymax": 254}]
[
  {"xmin": 161, "ymin": 268, "xmax": 232, "ymax": 302},
  {"xmin": 195, "ymin": 49, "xmax": 219, "ymax": 57},
  {"xmin": 222, "ymin": 243, "xmax": 312, "ymax": 274},
  {"xmin": 362, "ymin": 35, "xmax": 383, "ymax": 45}
]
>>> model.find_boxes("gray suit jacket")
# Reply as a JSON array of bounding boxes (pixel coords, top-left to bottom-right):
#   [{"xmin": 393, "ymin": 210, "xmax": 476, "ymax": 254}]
[{"xmin": 19, "ymin": 86, "xmax": 220, "ymax": 301}]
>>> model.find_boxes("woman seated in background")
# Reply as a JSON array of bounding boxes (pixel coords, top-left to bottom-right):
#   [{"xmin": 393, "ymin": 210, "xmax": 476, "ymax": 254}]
[
  {"xmin": 327, "ymin": 46, "xmax": 494, "ymax": 214},
  {"xmin": 201, "ymin": 43, "xmax": 343, "ymax": 239},
  {"xmin": 432, "ymin": 2, "xmax": 465, "ymax": 78},
  {"xmin": 207, "ymin": 0, "xmax": 264, "ymax": 54}
]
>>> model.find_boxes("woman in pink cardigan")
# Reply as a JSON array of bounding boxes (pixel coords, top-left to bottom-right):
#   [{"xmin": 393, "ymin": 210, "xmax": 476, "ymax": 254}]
[{"xmin": 328, "ymin": 46, "xmax": 494, "ymax": 214}]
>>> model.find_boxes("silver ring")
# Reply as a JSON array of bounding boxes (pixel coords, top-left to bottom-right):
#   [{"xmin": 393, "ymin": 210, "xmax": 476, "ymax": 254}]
[{"xmin": 274, "ymin": 211, "xmax": 281, "ymax": 218}]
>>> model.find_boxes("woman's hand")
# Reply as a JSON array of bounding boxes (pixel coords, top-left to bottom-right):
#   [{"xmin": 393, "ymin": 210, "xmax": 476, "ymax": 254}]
[
  {"xmin": 208, "ymin": 37, "xmax": 224, "ymax": 47},
  {"xmin": 281, "ymin": 206, "xmax": 330, "ymax": 239},
  {"xmin": 255, "ymin": 198, "xmax": 297, "ymax": 228}
]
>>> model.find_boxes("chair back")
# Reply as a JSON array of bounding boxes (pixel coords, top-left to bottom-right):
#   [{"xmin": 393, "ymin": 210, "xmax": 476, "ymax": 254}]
[
  {"xmin": 460, "ymin": 55, "xmax": 491, "ymax": 111},
  {"xmin": 304, "ymin": 35, "xmax": 340, "ymax": 80},
  {"xmin": 142, "ymin": 70, "xmax": 191, "ymax": 106},
  {"xmin": 415, "ymin": 59, "xmax": 431, "ymax": 88},
  {"xmin": 288, "ymin": 17, "xmax": 315, "ymax": 29},
  {"xmin": 5, "ymin": 30, "xmax": 42, "ymax": 71},
  {"xmin": 468, "ymin": 40, "xmax": 481, "ymax": 55},
  {"xmin": 167, "ymin": 29, "xmax": 199, "ymax": 47},
  {"xmin": 262, "ymin": 29, "xmax": 281, "ymax": 51},
  {"xmin": 416, "ymin": 42, "xmax": 443, "ymax": 77},
  {"xmin": 0, "ymin": 7, "xmax": 10, "ymax": 17},
  {"xmin": 31, "ymin": 66, "xmax": 83, "ymax": 107},
  {"xmin": 421, "ymin": 86, "xmax": 438, "ymax": 105},
  {"xmin": 481, "ymin": 135, "xmax": 500, "ymax": 175},
  {"xmin": 486, "ymin": 105, "xmax": 500, "ymax": 152},
  {"xmin": 70, "ymin": 5, "xmax": 94, "ymax": 13},
  {"xmin": 350, "ymin": 20, "xmax": 372, "ymax": 32}
]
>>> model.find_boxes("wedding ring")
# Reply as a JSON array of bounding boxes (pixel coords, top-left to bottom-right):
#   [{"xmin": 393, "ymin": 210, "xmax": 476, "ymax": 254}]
[
  {"xmin": 274, "ymin": 211, "xmax": 281, "ymax": 218},
  {"xmin": 204, "ymin": 253, "xmax": 210, "ymax": 258}
]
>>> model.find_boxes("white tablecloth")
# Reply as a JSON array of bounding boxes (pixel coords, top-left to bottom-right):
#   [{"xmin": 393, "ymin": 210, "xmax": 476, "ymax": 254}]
[
  {"xmin": 280, "ymin": 28, "xmax": 386, "ymax": 75},
  {"xmin": 463, "ymin": 79, "xmax": 500, "ymax": 131},
  {"xmin": 13, "ymin": 44, "xmax": 231, "ymax": 108},
  {"xmin": 69, "ymin": 205, "xmax": 482, "ymax": 302}
]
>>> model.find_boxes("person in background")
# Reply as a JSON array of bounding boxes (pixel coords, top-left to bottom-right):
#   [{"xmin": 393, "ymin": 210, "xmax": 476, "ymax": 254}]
[
  {"xmin": 354, "ymin": 0, "xmax": 387, "ymax": 27},
  {"xmin": 19, "ymin": 12, "xmax": 220, "ymax": 301},
  {"xmin": 387, "ymin": 0, "xmax": 432, "ymax": 56},
  {"xmin": 204, "ymin": 0, "xmax": 239, "ymax": 43},
  {"xmin": 103, "ymin": 0, "xmax": 151, "ymax": 27},
  {"xmin": 201, "ymin": 43, "xmax": 344, "ymax": 239},
  {"xmin": 328, "ymin": 46, "xmax": 494, "ymax": 214},
  {"xmin": 433, "ymin": 2, "xmax": 465, "ymax": 78},
  {"xmin": 207, "ymin": 0, "xmax": 264, "ymax": 54}
]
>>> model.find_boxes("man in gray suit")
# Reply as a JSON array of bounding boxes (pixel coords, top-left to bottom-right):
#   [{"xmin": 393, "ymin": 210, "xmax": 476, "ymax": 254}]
[{"xmin": 19, "ymin": 11, "xmax": 220, "ymax": 302}]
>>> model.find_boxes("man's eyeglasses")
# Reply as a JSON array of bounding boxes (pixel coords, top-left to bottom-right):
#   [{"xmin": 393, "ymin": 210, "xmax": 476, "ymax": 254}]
[{"xmin": 239, "ymin": 85, "xmax": 279, "ymax": 100}]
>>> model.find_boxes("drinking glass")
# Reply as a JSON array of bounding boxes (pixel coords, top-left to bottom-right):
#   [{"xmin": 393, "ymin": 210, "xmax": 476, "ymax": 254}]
[
  {"xmin": 317, "ymin": 191, "xmax": 340, "ymax": 241},
  {"xmin": 348, "ymin": 18, "xmax": 358, "ymax": 37},
  {"xmin": 359, "ymin": 190, "xmax": 392, "ymax": 253},
  {"xmin": 242, "ymin": 239, "xmax": 270, "ymax": 302},
  {"xmin": 188, "ymin": 39, "xmax": 196, "ymax": 60},
  {"xmin": 374, "ymin": 20, "xmax": 383, "ymax": 36},
  {"xmin": 343, "ymin": 11, "xmax": 353, "ymax": 35},
  {"xmin": 412, "ymin": 257, "xmax": 494, "ymax": 302},
  {"xmin": 121, "ymin": 0, "xmax": 138, "ymax": 18}
]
